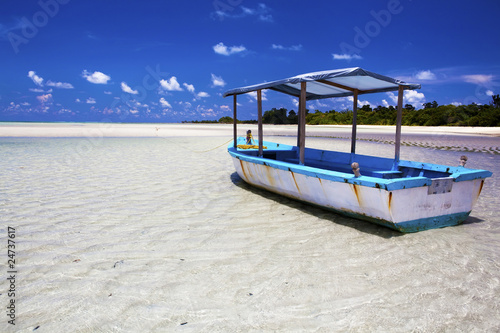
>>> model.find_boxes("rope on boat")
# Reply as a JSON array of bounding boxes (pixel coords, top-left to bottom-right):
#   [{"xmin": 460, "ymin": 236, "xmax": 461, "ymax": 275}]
[
  {"xmin": 237, "ymin": 144, "xmax": 268, "ymax": 149},
  {"xmin": 154, "ymin": 126, "xmax": 266, "ymax": 153},
  {"xmin": 192, "ymin": 138, "xmax": 234, "ymax": 153},
  {"xmin": 154, "ymin": 127, "xmax": 233, "ymax": 153},
  {"xmin": 192, "ymin": 141, "xmax": 268, "ymax": 152},
  {"xmin": 191, "ymin": 140, "xmax": 267, "ymax": 152}
]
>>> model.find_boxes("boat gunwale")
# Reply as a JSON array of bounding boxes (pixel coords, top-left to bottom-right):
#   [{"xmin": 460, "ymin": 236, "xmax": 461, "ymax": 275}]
[{"xmin": 228, "ymin": 140, "xmax": 492, "ymax": 192}]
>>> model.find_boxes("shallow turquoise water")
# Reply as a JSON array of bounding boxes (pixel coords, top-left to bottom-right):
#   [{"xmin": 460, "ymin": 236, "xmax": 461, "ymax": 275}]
[{"xmin": 0, "ymin": 135, "xmax": 499, "ymax": 332}]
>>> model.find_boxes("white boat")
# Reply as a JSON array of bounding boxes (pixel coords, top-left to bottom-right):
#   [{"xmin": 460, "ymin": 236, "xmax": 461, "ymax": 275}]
[{"xmin": 223, "ymin": 68, "xmax": 492, "ymax": 232}]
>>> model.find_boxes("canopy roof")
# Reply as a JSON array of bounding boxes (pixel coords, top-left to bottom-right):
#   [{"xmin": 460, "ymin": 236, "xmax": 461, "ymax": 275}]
[{"xmin": 223, "ymin": 67, "xmax": 420, "ymax": 101}]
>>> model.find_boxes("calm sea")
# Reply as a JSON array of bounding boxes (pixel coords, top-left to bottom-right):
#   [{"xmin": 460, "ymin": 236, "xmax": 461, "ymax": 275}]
[{"xmin": 1, "ymin": 134, "xmax": 499, "ymax": 332}]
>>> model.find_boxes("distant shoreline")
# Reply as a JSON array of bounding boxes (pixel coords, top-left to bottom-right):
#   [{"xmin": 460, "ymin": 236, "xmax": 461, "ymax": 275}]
[{"xmin": 1, "ymin": 122, "xmax": 499, "ymax": 138}]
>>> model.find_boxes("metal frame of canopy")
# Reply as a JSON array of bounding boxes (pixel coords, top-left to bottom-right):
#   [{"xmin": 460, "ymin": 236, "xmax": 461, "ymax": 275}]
[{"xmin": 224, "ymin": 68, "xmax": 420, "ymax": 166}]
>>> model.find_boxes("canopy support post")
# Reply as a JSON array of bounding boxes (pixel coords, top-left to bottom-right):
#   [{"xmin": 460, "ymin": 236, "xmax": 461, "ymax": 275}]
[
  {"xmin": 350, "ymin": 89, "xmax": 359, "ymax": 159},
  {"xmin": 298, "ymin": 82, "xmax": 307, "ymax": 165},
  {"xmin": 233, "ymin": 95, "xmax": 237, "ymax": 148},
  {"xmin": 394, "ymin": 85, "xmax": 404, "ymax": 163},
  {"xmin": 257, "ymin": 89, "xmax": 263, "ymax": 157}
]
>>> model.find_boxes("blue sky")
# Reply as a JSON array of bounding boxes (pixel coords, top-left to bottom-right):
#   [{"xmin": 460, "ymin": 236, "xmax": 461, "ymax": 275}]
[{"xmin": 1, "ymin": 0, "xmax": 499, "ymax": 122}]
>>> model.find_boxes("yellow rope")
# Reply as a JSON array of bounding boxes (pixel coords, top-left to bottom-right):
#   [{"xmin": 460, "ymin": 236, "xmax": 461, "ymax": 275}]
[
  {"xmin": 155, "ymin": 128, "xmax": 265, "ymax": 153},
  {"xmin": 190, "ymin": 138, "xmax": 234, "ymax": 153},
  {"xmin": 237, "ymin": 144, "xmax": 268, "ymax": 149},
  {"xmin": 192, "ymin": 136, "xmax": 267, "ymax": 152},
  {"xmin": 154, "ymin": 126, "xmax": 235, "ymax": 153}
]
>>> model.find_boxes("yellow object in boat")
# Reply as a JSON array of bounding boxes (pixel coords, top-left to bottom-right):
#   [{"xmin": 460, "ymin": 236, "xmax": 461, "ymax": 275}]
[{"xmin": 237, "ymin": 144, "xmax": 267, "ymax": 149}]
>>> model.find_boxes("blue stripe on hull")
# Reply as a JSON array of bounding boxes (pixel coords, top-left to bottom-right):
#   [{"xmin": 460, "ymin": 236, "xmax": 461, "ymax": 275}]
[
  {"xmin": 391, "ymin": 212, "xmax": 471, "ymax": 233},
  {"xmin": 336, "ymin": 210, "xmax": 471, "ymax": 233}
]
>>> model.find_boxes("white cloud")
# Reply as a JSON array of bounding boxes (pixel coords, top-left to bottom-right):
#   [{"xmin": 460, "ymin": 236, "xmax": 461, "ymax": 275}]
[
  {"xmin": 183, "ymin": 83, "xmax": 195, "ymax": 93},
  {"xmin": 308, "ymin": 99, "xmax": 328, "ymax": 110},
  {"xmin": 159, "ymin": 97, "xmax": 172, "ymax": 108},
  {"xmin": 195, "ymin": 105, "xmax": 219, "ymax": 118},
  {"xmin": 382, "ymin": 99, "xmax": 390, "ymax": 107},
  {"xmin": 213, "ymin": 3, "xmax": 273, "ymax": 22},
  {"xmin": 385, "ymin": 90, "xmax": 425, "ymax": 108},
  {"xmin": 346, "ymin": 96, "xmax": 371, "ymax": 107},
  {"xmin": 212, "ymin": 10, "xmax": 229, "ymax": 20},
  {"xmin": 259, "ymin": 14, "xmax": 273, "ymax": 22},
  {"xmin": 358, "ymin": 99, "xmax": 371, "ymax": 107},
  {"xmin": 213, "ymin": 42, "xmax": 247, "ymax": 56},
  {"xmin": 211, "ymin": 74, "xmax": 226, "ymax": 87},
  {"xmin": 316, "ymin": 100, "xmax": 329, "ymax": 108},
  {"xmin": 247, "ymin": 90, "xmax": 268, "ymax": 102},
  {"xmin": 386, "ymin": 92, "xmax": 398, "ymax": 104},
  {"xmin": 160, "ymin": 76, "xmax": 183, "ymax": 91},
  {"xmin": 28, "ymin": 71, "xmax": 44, "ymax": 86},
  {"xmin": 404, "ymin": 90, "xmax": 425, "ymax": 108},
  {"xmin": 86, "ymin": 97, "xmax": 96, "ymax": 104},
  {"xmin": 121, "ymin": 82, "xmax": 139, "ymax": 95},
  {"xmin": 332, "ymin": 53, "xmax": 362, "ymax": 60},
  {"xmin": 27, "ymin": 71, "xmax": 73, "ymax": 89},
  {"xmin": 462, "ymin": 74, "xmax": 494, "ymax": 86},
  {"xmin": 104, "ymin": 91, "xmax": 112, "ymax": 95},
  {"xmin": 255, "ymin": 4, "xmax": 273, "ymax": 22},
  {"xmin": 486, "ymin": 90, "xmax": 494, "ymax": 96},
  {"xmin": 82, "ymin": 70, "xmax": 111, "ymax": 84},
  {"xmin": 36, "ymin": 93, "xmax": 52, "ymax": 103},
  {"xmin": 415, "ymin": 70, "xmax": 436, "ymax": 80},
  {"xmin": 180, "ymin": 82, "xmax": 210, "ymax": 99},
  {"xmin": 241, "ymin": 6, "xmax": 255, "ymax": 15},
  {"xmin": 133, "ymin": 100, "xmax": 148, "ymax": 108},
  {"xmin": 46, "ymin": 80, "xmax": 74, "ymax": 89},
  {"xmin": 272, "ymin": 44, "xmax": 302, "ymax": 51}
]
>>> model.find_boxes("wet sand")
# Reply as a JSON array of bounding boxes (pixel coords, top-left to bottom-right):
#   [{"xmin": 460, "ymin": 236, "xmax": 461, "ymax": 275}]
[{"xmin": 1, "ymin": 122, "xmax": 500, "ymax": 138}]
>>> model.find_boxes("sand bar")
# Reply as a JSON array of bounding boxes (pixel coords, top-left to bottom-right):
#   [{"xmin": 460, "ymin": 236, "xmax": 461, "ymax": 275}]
[{"xmin": 1, "ymin": 122, "xmax": 499, "ymax": 138}]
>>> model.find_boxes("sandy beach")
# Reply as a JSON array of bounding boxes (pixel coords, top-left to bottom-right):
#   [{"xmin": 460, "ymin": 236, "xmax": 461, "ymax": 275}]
[
  {"xmin": 1, "ymin": 122, "xmax": 500, "ymax": 138},
  {"xmin": 1, "ymin": 123, "xmax": 499, "ymax": 332},
  {"xmin": 2, "ymin": 122, "xmax": 499, "ymax": 156}
]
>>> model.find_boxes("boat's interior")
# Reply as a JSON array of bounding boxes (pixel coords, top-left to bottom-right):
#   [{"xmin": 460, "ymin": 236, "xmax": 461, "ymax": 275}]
[{"xmin": 236, "ymin": 141, "xmax": 454, "ymax": 180}]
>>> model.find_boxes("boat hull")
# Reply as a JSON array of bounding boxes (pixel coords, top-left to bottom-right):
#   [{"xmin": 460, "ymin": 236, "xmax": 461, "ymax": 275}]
[{"xmin": 230, "ymin": 154, "xmax": 485, "ymax": 233}]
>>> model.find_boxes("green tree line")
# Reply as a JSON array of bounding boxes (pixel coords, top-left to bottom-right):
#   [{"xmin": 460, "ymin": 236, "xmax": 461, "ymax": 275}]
[{"xmin": 188, "ymin": 95, "xmax": 500, "ymax": 126}]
